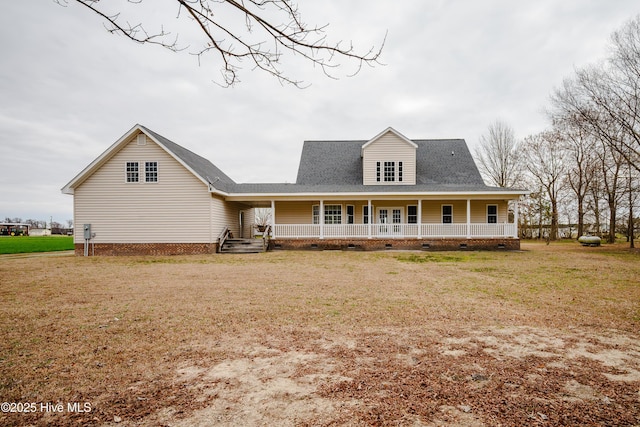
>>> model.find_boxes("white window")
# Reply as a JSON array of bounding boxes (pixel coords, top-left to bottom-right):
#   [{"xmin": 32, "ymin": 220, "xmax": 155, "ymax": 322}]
[
  {"xmin": 324, "ymin": 205, "xmax": 342, "ymax": 224},
  {"xmin": 442, "ymin": 205, "xmax": 453, "ymax": 224},
  {"xmin": 126, "ymin": 162, "xmax": 139, "ymax": 182},
  {"xmin": 145, "ymin": 161, "xmax": 158, "ymax": 182},
  {"xmin": 407, "ymin": 205, "xmax": 418, "ymax": 224},
  {"xmin": 384, "ymin": 161, "xmax": 396, "ymax": 182},
  {"xmin": 312, "ymin": 205, "xmax": 320, "ymax": 225},
  {"xmin": 376, "ymin": 161, "xmax": 403, "ymax": 183},
  {"xmin": 362, "ymin": 205, "xmax": 371, "ymax": 224},
  {"xmin": 346, "ymin": 205, "xmax": 355, "ymax": 224},
  {"xmin": 487, "ymin": 205, "xmax": 498, "ymax": 223}
]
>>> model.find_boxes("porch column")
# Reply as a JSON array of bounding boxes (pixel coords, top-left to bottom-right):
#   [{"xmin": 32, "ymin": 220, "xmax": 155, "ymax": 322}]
[
  {"xmin": 271, "ymin": 200, "xmax": 276, "ymax": 239},
  {"xmin": 417, "ymin": 199, "xmax": 422, "ymax": 239},
  {"xmin": 513, "ymin": 200, "xmax": 519, "ymax": 238},
  {"xmin": 319, "ymin": 200, "xmax": 324, "ymax": 239},
  {"xmin": 466, "ymin": 199, "xmax": 471, "ymax": 239},
  {"xmin": 368, "ymin": 199, "xmax": 372, "ymax": 239}
]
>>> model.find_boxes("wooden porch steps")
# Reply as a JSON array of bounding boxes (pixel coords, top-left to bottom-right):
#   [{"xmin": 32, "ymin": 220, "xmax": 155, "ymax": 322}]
[{"xmin": 220, "ymin": 238, "xmax": 266, "ymax": 254}]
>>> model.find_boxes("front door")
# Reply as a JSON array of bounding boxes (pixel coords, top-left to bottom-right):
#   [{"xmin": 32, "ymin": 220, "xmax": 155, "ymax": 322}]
[{"xmin": 378, "ymin": 208, "xmax": 403, "ymax": 236}]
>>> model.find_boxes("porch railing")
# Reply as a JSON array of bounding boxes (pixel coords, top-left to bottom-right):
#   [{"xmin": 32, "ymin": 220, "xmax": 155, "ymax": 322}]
[{"xmin": 273, "ymin": 223, "xmax": 517, "ymax": 239}]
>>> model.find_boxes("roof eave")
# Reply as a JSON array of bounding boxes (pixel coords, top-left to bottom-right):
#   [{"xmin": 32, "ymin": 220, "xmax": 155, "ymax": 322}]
[
  {"xmin": 60, "ymin": 123, "xmax": 145, "ymax": 195},
  {"xmin": 361, "ymin": 126, "xmax": 419, "ymax": 156},
  {"xmin": 224, "ymin": 189, "xmax": 529, "ymax": 200},
  {"xmin": 139, "ymin": 125, "xmax": 211, "ymax": 188}
]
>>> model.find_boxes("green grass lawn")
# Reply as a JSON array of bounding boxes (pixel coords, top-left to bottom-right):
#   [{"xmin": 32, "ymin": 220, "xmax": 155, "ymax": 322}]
[{"xmin": 0, "ymin": 236, "xmax": 74, "ymax": 254}]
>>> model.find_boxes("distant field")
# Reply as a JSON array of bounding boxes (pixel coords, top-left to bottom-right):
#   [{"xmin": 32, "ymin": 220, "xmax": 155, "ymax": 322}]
[{"xmin": 0, "ymin": 236, "xmax": 74, "ymax": 254}]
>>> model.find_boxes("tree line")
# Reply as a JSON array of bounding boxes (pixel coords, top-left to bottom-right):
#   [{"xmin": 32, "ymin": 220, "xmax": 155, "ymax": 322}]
[
  {"xmin": 3, "ymin": 217, "xmax": 73, "ymax": 231},
  {"xmin": 475, "ymin": 15, "xmax": 640, "ymax": 247}
]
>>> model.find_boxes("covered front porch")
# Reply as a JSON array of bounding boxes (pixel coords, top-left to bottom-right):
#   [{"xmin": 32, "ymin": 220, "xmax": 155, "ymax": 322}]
[{"xmin": 267, "ymin": 198, "xmax": 520, "ymax": 240}]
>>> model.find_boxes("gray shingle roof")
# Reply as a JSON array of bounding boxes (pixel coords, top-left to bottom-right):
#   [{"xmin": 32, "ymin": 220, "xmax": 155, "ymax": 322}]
[
  {"xmin": 140, "ymin": 126, "xmax": 524, "ymax": 195},
  {"xmin": 141, "ymin": 125, "xmax": 237, "ymax": 192},
  {"xmin": 295, "ymin": 139, "xmax": 486, "ymax": 186}
]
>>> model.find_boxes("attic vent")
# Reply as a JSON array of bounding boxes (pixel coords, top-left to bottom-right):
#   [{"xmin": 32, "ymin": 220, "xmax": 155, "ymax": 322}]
[{"xmin": 137, "ymin": 134, "xmax": 147, "ymax": 146}]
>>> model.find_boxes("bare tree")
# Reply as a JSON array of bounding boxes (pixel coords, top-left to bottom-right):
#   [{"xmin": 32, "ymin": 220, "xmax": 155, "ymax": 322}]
[
  {"xmin": 557, "ymin": 16, "xmax": 640, "ymax": 173},
  {"xmin": 254, "ymin": 207, "xmax": 272, "ymax": 230},
  {"xmin": 56, "ymin": 0, "xmax": 385, "ymax": 87},
  {"xmin": 521, "ymin": 132, "xmax": 567, "ymax": 241},
  {"xmin": 548, "ymin": 107, "xmax": 598, "ymax": 238},
  {"xmin": 474, "ymin": 120, "xmax": 522, "ymax": 188}
]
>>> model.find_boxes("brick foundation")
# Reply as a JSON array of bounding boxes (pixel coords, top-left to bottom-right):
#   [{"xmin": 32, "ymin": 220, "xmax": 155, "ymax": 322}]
[
  {"xmin": 270, "ymin": 238, "xmax": 520, "ymax": 251},
  {"xmin": 75, "ymin": 238, "xmax": 519, "ymax": 255},
  {"xmin": 74, "ymin": 243, "xmax": 218, "ymax": 256}
]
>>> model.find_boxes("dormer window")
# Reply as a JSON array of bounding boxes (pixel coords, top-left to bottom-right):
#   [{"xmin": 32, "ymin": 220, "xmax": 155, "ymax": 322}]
[
  {"xmin": 384, "ymin": 162, "xmax": 395, "ymax": 181},
  {"xmin": 376, "ymin": 161, "xmax": 404, "ymax": 182},
  {"xmin": 364, "ymin": 128, "xmax": 416, "ymax": 185}
]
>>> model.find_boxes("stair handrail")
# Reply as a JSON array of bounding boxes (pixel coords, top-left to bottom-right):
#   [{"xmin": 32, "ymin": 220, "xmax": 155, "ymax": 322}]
[
  {"xmin": 217, "ymin": 226, "xmax": 231, "ymax": 253},
  {"xmin": 262, "ymin": 225, "xmax": 272, "ymax": 251}
]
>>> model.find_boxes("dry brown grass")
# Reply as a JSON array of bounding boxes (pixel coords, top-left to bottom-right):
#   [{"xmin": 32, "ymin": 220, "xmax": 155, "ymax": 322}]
[{"xmin": 1, "ymin": 241, "xmax": 639, "ymax": 426}]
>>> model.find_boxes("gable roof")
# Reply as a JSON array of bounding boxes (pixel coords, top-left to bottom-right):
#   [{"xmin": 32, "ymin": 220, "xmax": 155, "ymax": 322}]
[
  {"xmin": 62, "ymin": 125, "xmax": 527, "ymax": 198},
  {"xmin": 296, "ymin": 138, "xmax": 486, "ymax": 187},
  {"xmin": 360, "ymin": 127, "xmax": 418, "ymax": 155},
  {"xmin": 61, "ymin": 124, "xmax": 236, "ymax": 194},
  {"xmin": 139, "ymin": 125, "xmax": 236, "ymax": 193}
]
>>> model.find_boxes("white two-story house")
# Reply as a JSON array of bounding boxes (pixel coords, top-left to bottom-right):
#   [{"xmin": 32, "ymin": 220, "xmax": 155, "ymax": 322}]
[{"xmin": 62, "ymin": 125, "xmax": 527, "ymax": 254}]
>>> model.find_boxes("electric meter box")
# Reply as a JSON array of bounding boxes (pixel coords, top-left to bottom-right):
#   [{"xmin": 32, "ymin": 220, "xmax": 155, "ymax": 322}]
[{"xmin": 83, "ymin": 224, "xmax": 92, "ymax": 240}]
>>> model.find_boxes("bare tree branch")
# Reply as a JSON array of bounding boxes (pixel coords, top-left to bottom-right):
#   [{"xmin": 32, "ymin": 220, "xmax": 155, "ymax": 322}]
[
  {"xmin": 57, "ymin": 0, "xmax": 386, "ymax": 87},
  {"xmin": 474, "ymin": 120, "xmax": 523, "ymax": 188}
]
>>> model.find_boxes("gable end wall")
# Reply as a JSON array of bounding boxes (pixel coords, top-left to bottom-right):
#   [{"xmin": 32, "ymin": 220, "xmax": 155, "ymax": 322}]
[
  {"xmin": 362, "ymin": 132, "xmax": 416, "ymax": 185},
  {"xmin": 73, "ymin": 135, "xmax": 213, "ymax": 244}
]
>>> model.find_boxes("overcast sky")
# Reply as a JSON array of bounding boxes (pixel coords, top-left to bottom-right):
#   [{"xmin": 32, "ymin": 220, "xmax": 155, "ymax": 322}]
[{"xmin": 2, "ymin": 1, "xmax": 639, "ymax": 224}]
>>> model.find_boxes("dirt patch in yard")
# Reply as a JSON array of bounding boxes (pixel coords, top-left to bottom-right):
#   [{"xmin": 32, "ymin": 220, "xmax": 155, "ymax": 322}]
[{"xmin": 1, "ymin": 242, "xmax": 639, "ymax": 426}]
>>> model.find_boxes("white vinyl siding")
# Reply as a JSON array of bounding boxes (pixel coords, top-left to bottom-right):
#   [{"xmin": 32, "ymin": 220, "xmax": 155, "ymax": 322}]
[
  {"xmin": 210, "ymin": 196, "xmax": 244, "ymax": 241},
  {"xmin": 73, "ymin": 136, "xmax": 213, "ymax": 244},
  {"xmin": 363, "ymin": 131, "xmax": 416, "ymax": 185}
]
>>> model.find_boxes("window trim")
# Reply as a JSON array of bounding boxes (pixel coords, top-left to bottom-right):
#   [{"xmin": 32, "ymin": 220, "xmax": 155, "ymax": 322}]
[
  {"xmin": 346, "ymin": 205, "xmax": 355, "ymax": 225},
  {"xmin": 126, "ymin": 161, "xmax": 139, "ymax": 183},
  {"xmin": 324, "ymin": 204, "xmax": 342, "ymax": 225},
  {"xmin": 312, "ymin": 204, "xmax": 320, "ymax": 225},
  {"xmin": 487, "ymin": 204, "xmax": 498, "ymax": 224},
  {"xmin": 442, "ymin": 204, "xmax": 453, "ymax": 224},
  {"xmin": 362, "ymin": 205, "xmax": 371, "ymax": 224},
  {"xmin": 145, "ymin": 161, "xmax": 158, "ymax": 183},
  {"xmin": 383, "ymin": 161, "xmax": 396, "ymax": 182},
  {"xmin": 407, "ymin": 205, "xmax": 418, "ymax": 224}
]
